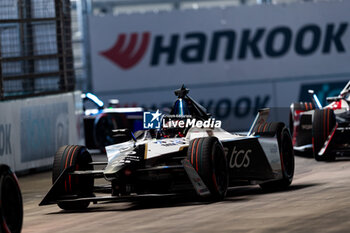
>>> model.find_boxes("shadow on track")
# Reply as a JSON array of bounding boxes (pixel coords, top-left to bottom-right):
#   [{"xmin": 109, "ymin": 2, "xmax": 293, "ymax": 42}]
[
  {"xmin": 226, "ymin": 183, "xmax": 319, "ymax": 197},
  {"xmin": 45, "ymin": 183, "xmax": 319, "ymax": 214},
  {"xmin": 45, "ymin": 194, "xmax": 250, "ymax": 214}
]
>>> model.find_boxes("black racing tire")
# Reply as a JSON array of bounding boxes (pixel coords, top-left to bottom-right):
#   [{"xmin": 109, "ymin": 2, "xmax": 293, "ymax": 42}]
[
  {"xmin": 253, "ymin": 121, "xmax": 285, "ymax": 137},
  {"xmin": 291, "ymin": 102, "xmax": 315, "ymax": 112},
  {"xmin": 254, "ymin": 122, "xmax": 294, "ymax": 190},
  {"xmin": 0, "ymin": 165, "xmax": 23, "ymax": 233},
  {"xmin": 93, "ymin": 113, "xmax": 128, "ymax": 152},
  {"xmin": 312, "ymin": 109, "xmax": 336, "ymax": 161},
  {"xmin": 187, "ymin": 137, "xmax": 228, "ymax": 200},
  {"xmin": 289, "ymin": 111, "xmax": 294, "ymax": 136},
  {"xmin": 259, "ymin": 126, "xmax": 295, "ymax": 191},
  {"xmin": 289, "ymin": 102, "xmax": 315, "ymax": 145},
  {"xmin": 53, "ymin": 145, "xmax": 94, "ymax": 210}
]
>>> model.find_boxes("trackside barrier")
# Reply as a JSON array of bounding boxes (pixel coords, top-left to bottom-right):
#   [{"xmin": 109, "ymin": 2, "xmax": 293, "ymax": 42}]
[{"xmin": 0, "ymin": 91, "xmax": 84, "ymax": 172}]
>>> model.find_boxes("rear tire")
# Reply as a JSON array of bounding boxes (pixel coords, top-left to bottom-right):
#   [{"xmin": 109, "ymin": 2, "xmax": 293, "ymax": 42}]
[
  {"xmin": 0, "ymin": 165, "xmax": 23, "ymax": 233},
  {"xmin": 257, "ymin": 124, "xmax": 295, "ymax": 191},
  {"xmin": 253, "ymin": 121, "xmax": 284, "ymax": 137},
  {"xmin": 187, "ymin": 137, "xmax": 228, "ymax": 200},
  {"xmin": 53, "ymin": 145, "xmax": 94, "ymax": 210},
  {"xmin": 289, "ymin": 102, "xmax": 315, "ymax": 146},
  {"xmin": 312, "ymin": 109, "xmax": 336, "ymax": 161}
]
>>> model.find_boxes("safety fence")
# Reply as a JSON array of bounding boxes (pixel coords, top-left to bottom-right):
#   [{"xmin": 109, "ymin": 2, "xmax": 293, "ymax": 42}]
[{"xmin": 0, "ymin": 0, "xmax": 75, "ymax": 100}]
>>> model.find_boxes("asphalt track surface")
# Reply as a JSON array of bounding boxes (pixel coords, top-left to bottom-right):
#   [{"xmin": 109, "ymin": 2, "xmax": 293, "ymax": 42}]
[{"xmin": 19, "ymin": 153, "xmax": 350, "ymax": 233}]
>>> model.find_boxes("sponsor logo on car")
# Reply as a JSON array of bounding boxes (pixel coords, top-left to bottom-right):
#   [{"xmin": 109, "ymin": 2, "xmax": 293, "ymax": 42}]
[{"xmin": 229, "ymin": 146, "xmax": 251, "ymax": 168}]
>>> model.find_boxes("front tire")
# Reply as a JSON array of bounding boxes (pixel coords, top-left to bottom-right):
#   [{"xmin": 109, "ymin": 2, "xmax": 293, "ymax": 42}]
[
  {"xmin": 0, "ymin": 165, "xmax": 23, "ymax": 233},
  {"xmin": 187, "ymin": 137, "xmax": 228, "ymax": 200},
  {"xmin": 53, "ymin": 145, "xmax": 94, "ymax": 210},
  {"xmin": 312, "ymin": 109, "xmax": 336, "ymax": 161}
]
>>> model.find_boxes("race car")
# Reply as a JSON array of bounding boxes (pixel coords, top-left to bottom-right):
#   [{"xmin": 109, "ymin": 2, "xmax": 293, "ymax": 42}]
[
  {"xmin": 82, "ymin": 93, "xmax": 144, "ymax": 151},
  {"xmin": 290, "ymin": 81, "xmax": 350, "ymax": 161},
  {"xmin": 0, "ymin": 165, "xmax": 23, "ymax": 233},
  {"xmin": 40, "ymin": 86, "xmax": 294, "ymax": 210}
]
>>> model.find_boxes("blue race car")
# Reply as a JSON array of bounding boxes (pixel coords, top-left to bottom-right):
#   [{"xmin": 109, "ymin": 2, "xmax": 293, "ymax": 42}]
[{"xmin": 82, "ymin": 93, "xmax": 144, "ymax": 152}]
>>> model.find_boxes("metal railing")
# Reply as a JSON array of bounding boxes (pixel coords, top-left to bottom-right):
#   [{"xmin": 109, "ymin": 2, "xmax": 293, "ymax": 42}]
[{"xmin": 0, "ymin": 0, "xmax": 75, "ymax": 100}]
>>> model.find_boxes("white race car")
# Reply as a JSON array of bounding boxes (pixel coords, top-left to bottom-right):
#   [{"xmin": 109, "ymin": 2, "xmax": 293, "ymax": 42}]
[{"xmin": 41, "ymin": 86, "xmax": 294, "ymax": 210}]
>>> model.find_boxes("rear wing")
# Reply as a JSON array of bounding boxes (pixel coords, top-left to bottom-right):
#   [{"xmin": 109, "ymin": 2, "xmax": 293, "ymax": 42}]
[{"xmin": 247, "ymin": 108, "xmax": 270, "ymax": 136}]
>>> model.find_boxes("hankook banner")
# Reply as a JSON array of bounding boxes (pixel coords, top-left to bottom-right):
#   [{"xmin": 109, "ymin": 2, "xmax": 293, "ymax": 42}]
[
  {"xmin": 89, "ymin": 2, "xmax": 350, "ymax": 130},
  {"xmin": 90, "ymin": 1, "xmax": 350, "ymax": 91}
]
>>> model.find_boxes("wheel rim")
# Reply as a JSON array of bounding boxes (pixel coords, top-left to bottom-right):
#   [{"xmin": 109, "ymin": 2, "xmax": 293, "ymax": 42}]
[{"xmin": 1, "ymin": 174, "xmax": 22, "ymax": 232}]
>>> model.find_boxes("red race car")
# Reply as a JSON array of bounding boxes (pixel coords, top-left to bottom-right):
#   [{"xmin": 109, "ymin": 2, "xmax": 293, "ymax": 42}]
[{"xmin": 290, "ymin": 81, "xmax": 350, "ymax": 161}]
